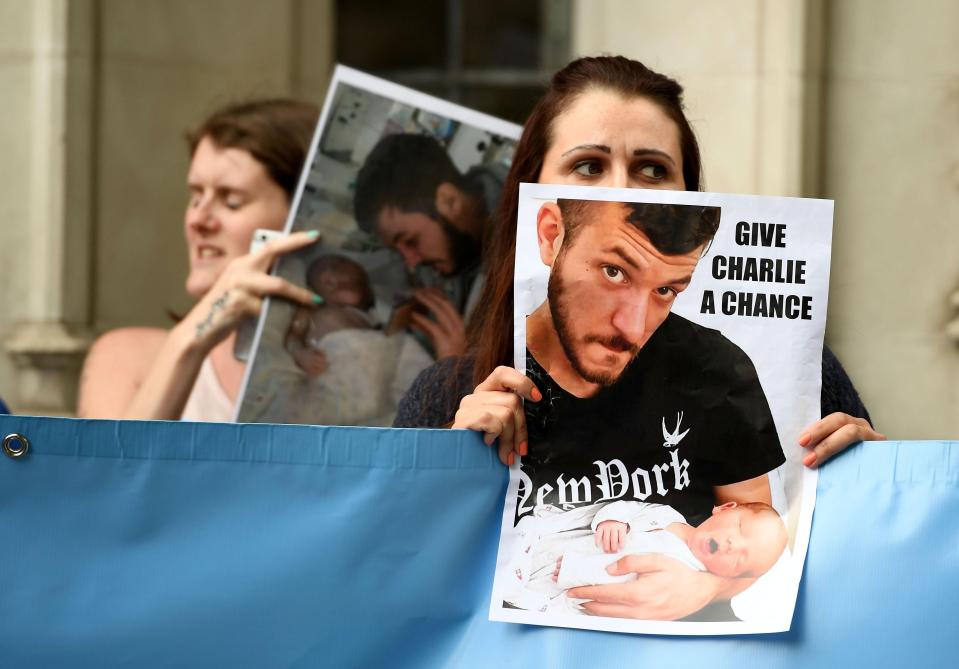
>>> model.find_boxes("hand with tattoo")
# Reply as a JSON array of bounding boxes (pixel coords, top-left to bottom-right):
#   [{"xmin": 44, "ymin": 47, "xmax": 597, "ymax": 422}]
[{"xmin": 187, "ymin": 230, "xmax": 323, "ymax": 350}]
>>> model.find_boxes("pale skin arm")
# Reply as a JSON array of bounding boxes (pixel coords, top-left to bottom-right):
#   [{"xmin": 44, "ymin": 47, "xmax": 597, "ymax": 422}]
[
  {"xmin": 77, "ymin": 231, "xmax": 320, "ymax": 420},
  {"xmin": 78, "ymin": 327, "xmax": 169, "ymax": 419}
]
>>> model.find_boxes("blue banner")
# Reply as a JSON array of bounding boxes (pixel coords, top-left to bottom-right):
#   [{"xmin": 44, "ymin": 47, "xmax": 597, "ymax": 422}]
[{"xmin": 0, "ymin": 415, "xmax": 954, "ymax": 667}]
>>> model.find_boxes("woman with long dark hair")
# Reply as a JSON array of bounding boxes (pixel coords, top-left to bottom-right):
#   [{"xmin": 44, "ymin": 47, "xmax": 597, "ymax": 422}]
[{"xmin": 395, "ymin": 56, "xmax": 882, "ymax": 620}]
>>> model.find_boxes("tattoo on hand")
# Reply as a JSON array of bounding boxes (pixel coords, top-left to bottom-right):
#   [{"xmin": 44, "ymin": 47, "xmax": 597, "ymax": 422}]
[{"xmin": 195, "ymin": 291, "xmax": 230, "ymax": 340}]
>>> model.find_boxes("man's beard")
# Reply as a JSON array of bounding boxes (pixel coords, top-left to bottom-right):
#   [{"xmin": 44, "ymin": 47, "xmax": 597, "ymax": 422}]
[
  {"xmin": 547, "ymin": 259, "xmax": 640, "ymax": 386},
  {"xmin": 435, "ymin": 214, "xmax": 481, "ymax": 277}
]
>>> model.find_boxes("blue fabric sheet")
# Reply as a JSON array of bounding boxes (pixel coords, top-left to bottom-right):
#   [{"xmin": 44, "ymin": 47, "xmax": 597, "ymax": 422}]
[{"xmin": 0, "ymin": 415, "xmax": 955, "ymax": 668}]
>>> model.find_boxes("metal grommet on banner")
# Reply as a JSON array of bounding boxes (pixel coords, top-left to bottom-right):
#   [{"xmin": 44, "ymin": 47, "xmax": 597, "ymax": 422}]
[{"xmin": 2, "ymin": 433, "xmax": 30, "ymax": 459}]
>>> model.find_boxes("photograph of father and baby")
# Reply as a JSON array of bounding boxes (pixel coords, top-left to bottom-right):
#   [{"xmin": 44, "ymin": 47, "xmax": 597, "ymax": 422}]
[
  {"xmin": 492, "ymin": 185, "xmax": 831, "ymax": 635},
  {"xmin": 236, "ymin": 69, "xmax": 831, "ymax": 635},
  {"xmin": 235, "ymin": 70, "xmax": 519, "ymax": 426}
]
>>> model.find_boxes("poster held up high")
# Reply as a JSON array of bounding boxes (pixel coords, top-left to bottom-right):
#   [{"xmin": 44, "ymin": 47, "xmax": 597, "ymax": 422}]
[
  {"xmin": 491, "ymin": 182, "xmax": 833, "ymax": 635},
  {"xmin": 236, "ymin": 66, "xmax": 521, "ymax": 425}
]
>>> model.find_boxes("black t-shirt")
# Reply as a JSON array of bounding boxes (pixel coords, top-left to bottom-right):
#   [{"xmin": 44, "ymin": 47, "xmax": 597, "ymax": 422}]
[{"xmin": 519, "ymin": 313, "xmax": 784, "ymax": 527}]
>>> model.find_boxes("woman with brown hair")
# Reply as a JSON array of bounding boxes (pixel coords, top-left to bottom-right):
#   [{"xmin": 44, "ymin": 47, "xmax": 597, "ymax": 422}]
[
  {"xmin": 394, "ymin": 56, "xmax": 882, "ymax": 619},
  {"xmin": 78, "ymin": 99, "xmax": 322, "ymax": 420}
]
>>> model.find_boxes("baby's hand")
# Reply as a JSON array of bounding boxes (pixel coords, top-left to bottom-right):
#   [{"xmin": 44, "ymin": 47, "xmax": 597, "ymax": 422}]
[{"xmin": 595, "ymin": 520, "xmax": 628, "ymax": 553}]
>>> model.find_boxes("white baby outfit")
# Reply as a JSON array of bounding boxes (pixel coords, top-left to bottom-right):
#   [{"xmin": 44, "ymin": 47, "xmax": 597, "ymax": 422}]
[{"xmin": 501, "ymin": 501, "xmax": 703, "ymax": 614}]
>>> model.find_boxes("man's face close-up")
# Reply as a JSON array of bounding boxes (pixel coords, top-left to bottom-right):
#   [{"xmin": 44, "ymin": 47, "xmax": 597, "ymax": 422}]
[
  {"xmin": 376, "ymin": 205, "xmax": 456, "ymax": 275},
  {"xmin": 375, "ymin": 204, "xmax": 479, "ymax": 278},
  {"xmin": 548, "ymin": 202, "xmax": 703, "ymax": 386}
]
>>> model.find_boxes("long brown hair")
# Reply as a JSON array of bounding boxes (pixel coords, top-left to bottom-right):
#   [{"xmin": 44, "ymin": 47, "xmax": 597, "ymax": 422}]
[{"xmin": 468, "ymin": 56, "xmax": 704, "ymax": 385}]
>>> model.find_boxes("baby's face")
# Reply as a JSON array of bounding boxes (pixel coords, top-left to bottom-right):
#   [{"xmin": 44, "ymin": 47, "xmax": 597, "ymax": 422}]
[{"xmin": 688, "ymin": 504, "xmax": 786, "ymax": 578}]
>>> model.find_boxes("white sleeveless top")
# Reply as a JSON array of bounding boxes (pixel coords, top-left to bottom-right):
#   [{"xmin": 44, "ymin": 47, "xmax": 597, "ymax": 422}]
[{"xmin": 181, "ymin": 356, "xmax": 234, "ymax": 422}]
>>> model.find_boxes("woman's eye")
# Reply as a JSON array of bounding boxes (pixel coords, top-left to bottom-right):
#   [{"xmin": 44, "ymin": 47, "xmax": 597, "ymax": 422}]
[
  {"xmin": 602, "ymin": 265, "xmax": 627, "ymax": 284},
  {"xmin": 572, "ymin": 160, "xmax": 603, "ymax": 177},
  {"xmin": 639, "ymin": 164, "xmax": 667, "ymax": 180},
  {"xmin": 225, "ymin": 198, "xmax": 244, "ymax": 211}
]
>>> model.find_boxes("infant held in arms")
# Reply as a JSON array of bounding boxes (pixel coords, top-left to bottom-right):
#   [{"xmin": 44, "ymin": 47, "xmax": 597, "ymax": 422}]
[
  {"xmin": 504, "ymin": 500, "xmax": 787, "ymax": 617},
  {"xmin": 267, "ymin": 253, "xmax": 432, "ymax": 425},
  {"xmin": 285, "ymin": 253, "xmax": 377, "ymax": 373}
]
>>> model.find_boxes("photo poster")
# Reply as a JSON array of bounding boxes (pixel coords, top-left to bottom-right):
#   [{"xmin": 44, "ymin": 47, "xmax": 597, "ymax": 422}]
[
  {"xmin": 235, "ymin": 66, "xmax": 521, "ymax": 425},
  {"xmin": 490, "ymin": 182, "xmax": 833, "ymax": 635}
]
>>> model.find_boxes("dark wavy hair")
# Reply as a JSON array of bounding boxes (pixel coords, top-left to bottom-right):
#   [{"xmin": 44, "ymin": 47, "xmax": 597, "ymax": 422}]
[
  {"xmin": 558, "ymin": 199, "xmax": 720, "ymax": 255},
  {"xmin": 353, "ymin": 133, "xmax": 469, "ymax": 235},
  {"xmin": 468, "ymin": 56, "xmax": 704, "ymax": 385}
]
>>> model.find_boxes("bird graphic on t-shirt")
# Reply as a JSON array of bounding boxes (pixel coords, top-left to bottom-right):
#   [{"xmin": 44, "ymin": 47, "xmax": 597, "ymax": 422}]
[{"xmin": 662, "ymin": 411, "xmax": 690, "ymax": 448}]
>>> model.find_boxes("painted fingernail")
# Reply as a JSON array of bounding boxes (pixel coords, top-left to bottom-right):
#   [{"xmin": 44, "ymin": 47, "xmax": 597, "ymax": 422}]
[
  {"xmin": 530, "ymin": 387, "xmax": 542, "ymax": 402},
  {"xmin": 803, "ymin": 452, "xmax": 817, "ymax": 467},
  {"xmin": 507, "ymin": 452, "xmax": 515, "ymax": 466},
  {"xmin": 798, "ymin": 433, "xmax": 811, "ymax": 447},
  {"xmin": 306, "ymin": 229, "xmax": 320, "ymax": 239},
  {"xmin": 312, "ymin": 293, "xmax": 325, "ymax": 305},
  {"xmin": 519, "ymin": 440, "xmax": 528, "ymax": 456}
]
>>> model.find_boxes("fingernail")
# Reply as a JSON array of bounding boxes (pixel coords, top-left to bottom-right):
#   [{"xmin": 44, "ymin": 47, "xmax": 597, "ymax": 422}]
[
  {"xmin": 306, "ymin": 229, "xmax": 320, "ymax": 239},
  {"xmin": 312, "ymin": 293, "xmax": 325, "ymax": 305},
  {"xmin": 519, "ymin": 440, "xmax": 528, "ymax": 456},
  {"xmin": 507, "ymin": 452, "xmax": 515, "ymax": 466},
  {"xmin": 803, "ymin": 451, "xmax": 817, "ymax": 467},
  {"xmin": 798, "ymin": 433, "xmax": 811, "ymax": 447},
  {"xmin": 530, "ymin": 387, "xmax": 542, "ymax": 402}
]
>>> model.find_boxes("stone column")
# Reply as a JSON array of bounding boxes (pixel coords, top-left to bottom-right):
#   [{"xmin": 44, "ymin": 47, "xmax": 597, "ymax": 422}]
[{"xmin": 2, "ymin": 0, "xmax": 95, "ymax": 414}]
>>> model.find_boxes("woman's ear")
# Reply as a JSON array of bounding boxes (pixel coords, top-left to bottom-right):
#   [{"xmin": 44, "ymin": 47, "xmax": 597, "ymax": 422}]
[
  {"xmin": 434, "ymin": 182, "xmax": 465, "ymax": 223},
  {"xmin": 536, "ymin": 202, "xmax": 565, "ymax": 267}
]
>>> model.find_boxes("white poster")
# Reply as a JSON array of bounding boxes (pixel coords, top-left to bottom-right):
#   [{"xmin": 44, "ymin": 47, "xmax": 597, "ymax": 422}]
[
  {"xmin": 490, "ymin": 182, "xmax": 832, "ymax": 635},
  {"xmin": 236, "ymin": 66, "xmax": 520, "ymax": 425}
]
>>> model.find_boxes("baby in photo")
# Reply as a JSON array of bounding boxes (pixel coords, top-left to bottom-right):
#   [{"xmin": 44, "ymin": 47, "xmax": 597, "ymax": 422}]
[
  {"xmin": 254, "ymin": 252, "xmax": 432, "ymax": 425},
  {"xmin": 503, "ymin": 500, "xmax": 787, "ymax": 616},
  {"xmin": 285, "ymin": 253, "xmax": 377, "ymax": 372}
]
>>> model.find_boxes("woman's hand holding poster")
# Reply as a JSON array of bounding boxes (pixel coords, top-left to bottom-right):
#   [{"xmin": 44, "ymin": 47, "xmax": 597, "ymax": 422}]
[{"xmin": 490, "ymin": 183, "xmax": 833, "ymax": 634}]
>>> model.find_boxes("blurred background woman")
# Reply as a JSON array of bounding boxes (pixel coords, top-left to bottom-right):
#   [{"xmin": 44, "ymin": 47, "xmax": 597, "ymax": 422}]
[{"xmin": 78, "ymin": 99, "xmax": 321, "ymax": 421}]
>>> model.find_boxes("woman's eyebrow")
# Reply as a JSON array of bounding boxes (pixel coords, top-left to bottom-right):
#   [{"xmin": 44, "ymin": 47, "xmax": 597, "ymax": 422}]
[
  {"xmin": 561, "ymin": 143, "xmax": 611, "ymax": 157},
  {"xmin": 632, "ymin": 148, "xmax": 676, "ymax": 165},
  {"xmin": 215, "ymin": 185, "xmax": 250, "ymax": 197}
]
